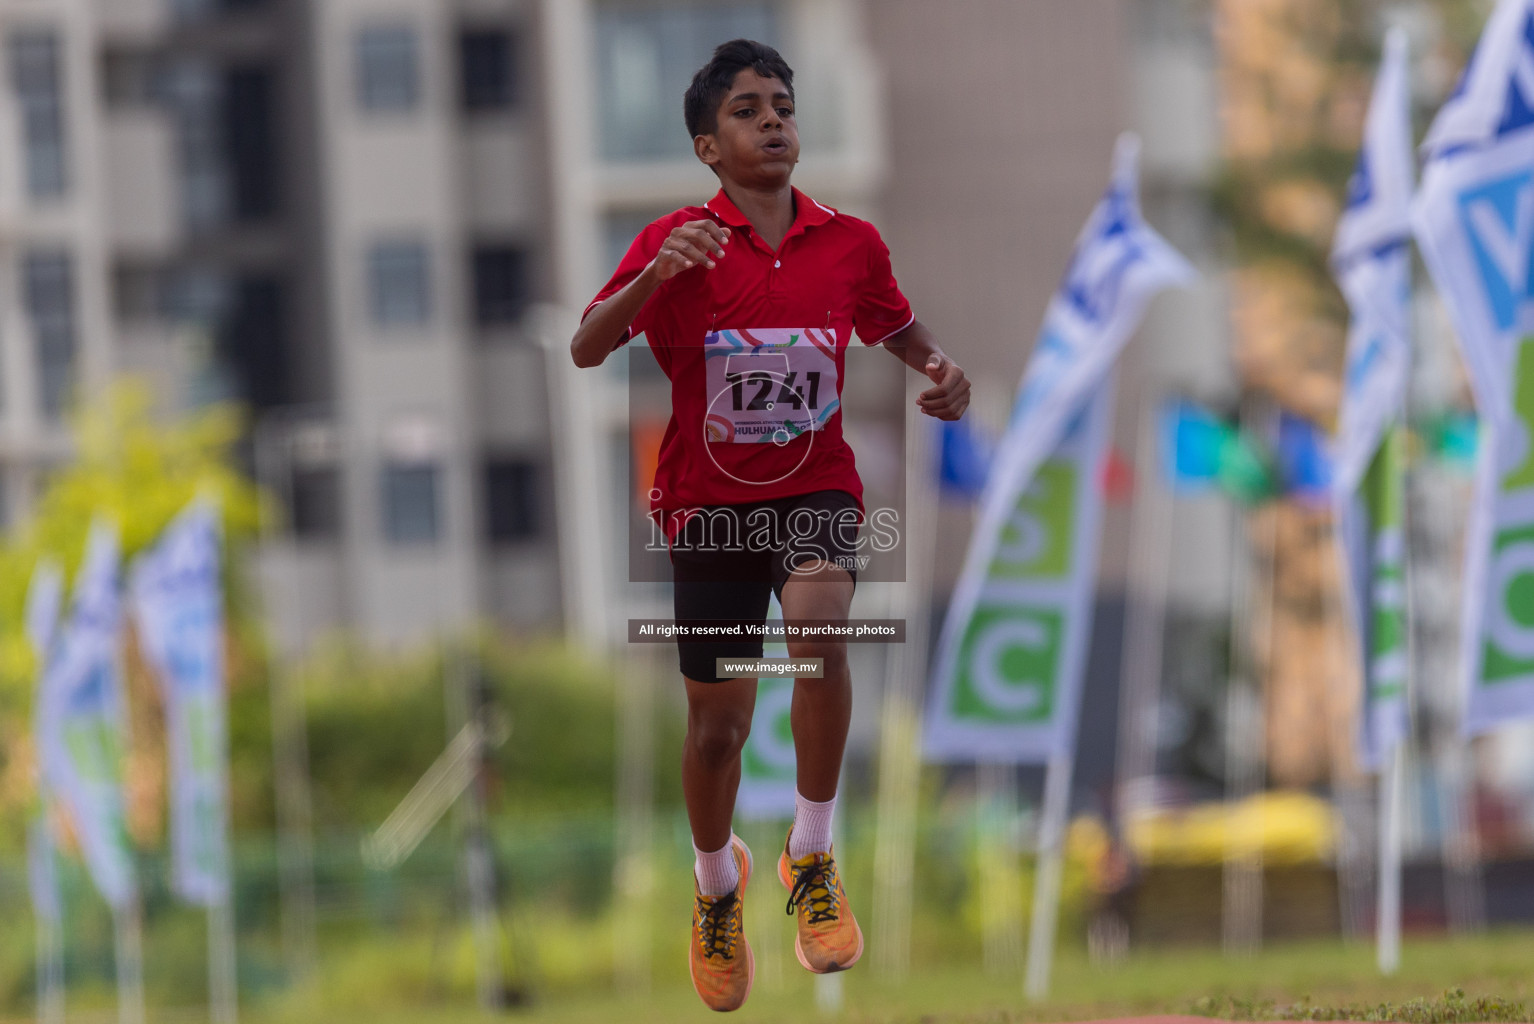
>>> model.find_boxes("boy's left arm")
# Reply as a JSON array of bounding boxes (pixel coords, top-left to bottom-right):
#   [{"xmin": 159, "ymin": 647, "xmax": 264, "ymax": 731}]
[{"xmin": 881, "ymin": 319, "xmax": 971, "ymax": 421}]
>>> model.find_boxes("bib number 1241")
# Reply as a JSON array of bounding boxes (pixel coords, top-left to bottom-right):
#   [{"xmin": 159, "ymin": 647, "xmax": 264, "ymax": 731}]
[{"xmin": 703, "ymin": 328, "xmax": 840, "ymax": 444}]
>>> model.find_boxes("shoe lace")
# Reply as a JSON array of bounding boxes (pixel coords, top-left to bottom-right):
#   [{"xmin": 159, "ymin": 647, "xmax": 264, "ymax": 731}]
[
  {"xmin": 786, "ymin": 858, "xmax": 840, "ymax": 925},
  {"xmin": 696, "ymin": 891, "xmax": 739, "ymax": 960}
]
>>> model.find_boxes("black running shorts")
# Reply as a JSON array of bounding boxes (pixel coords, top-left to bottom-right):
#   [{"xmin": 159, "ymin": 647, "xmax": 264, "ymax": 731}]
[{"xmin": 669, "ymin": 489, "xmax": 861, "ymax": 683}]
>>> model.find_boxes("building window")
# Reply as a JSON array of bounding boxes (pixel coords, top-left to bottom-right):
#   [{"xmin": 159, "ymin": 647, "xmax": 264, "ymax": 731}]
[
  {"xmin": 459, "ymin": 29, "xmax": 518, "ymax": 111},
  {"xmin": 368, "ymin": 241, "xmax": 431, "ymax": 327},
  {"xmin": 224, "ymin": 66, "xmax": 279, "ymax": 222},
  {"xmin": 171, "ymin": 0, "xmax": 270, "ymax": 26},
  {"xmin": 291, "ymin": 466, "xmax": 340, "ymax": 539},
  {"xmin": 356, "ymin": 26, "xmax": 419, "ymax": 112},
  {"xmin": 484, "ymin": 459, "xmax": 539, "ymax": 543},
  {"xmin": 220, "ymin": 275, "xmax": 288, "ymax": 410},
  {"xmin": 162, "ymin": 60, "xmax": 229, "ymax": 231},
  {"xmin": 594, "ymin": 2, "xmax": 775, "ymax": 161},
  {"xmin": 382, "ymin": 463, "xmax": 440, "ymax": 544},
  {"xmin": 471, "ymin": 245, "xmax": 529, "ymax": 326},
  {"xmin": 24, "ymin": 252, "xmax": 76, "ymax": 421},
  {"xmin": 10, "ymin": 32, "xmax": 68, "ymax": 200}
]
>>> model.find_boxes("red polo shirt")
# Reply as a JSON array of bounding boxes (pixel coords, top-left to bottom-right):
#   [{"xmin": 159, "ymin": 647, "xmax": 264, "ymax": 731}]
[{"xmin": 584, "ymin": 187, "xmax": 915, "ymax": 535}]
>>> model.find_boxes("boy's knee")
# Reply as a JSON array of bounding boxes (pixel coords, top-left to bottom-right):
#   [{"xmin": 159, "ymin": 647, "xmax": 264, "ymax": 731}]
[
  {"xmin": 785, "ymin": 638, "xmax": 847, "ymax": 674},
  {"xmin": 687, "ymin": 710, "xmax": 752, "ymax": 767}
]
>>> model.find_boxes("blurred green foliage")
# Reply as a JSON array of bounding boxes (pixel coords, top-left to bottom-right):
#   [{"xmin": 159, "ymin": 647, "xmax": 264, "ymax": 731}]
[
  {"xmin": 0, "ymin": 379, "xmax": 263, "ymax": 715},
  {"xmin": 294, "ymin": 635, "xmax": 685, "ymax": 831}
]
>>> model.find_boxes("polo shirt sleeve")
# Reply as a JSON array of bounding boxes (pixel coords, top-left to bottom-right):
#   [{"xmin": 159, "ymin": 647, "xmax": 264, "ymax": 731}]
[
  {"xmin": 581, "ymin": 218, "xmax": 673, "ymax": 346},
  {"xmin": 853, "ymin": 226, "xmax": 915, "ymax": 346}
]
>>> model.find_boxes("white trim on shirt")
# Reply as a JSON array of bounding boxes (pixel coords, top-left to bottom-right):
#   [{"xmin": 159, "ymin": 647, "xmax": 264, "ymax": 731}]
[{"xmin": 865, "ymin": 312, "xmax": 916, "ymax": 347}]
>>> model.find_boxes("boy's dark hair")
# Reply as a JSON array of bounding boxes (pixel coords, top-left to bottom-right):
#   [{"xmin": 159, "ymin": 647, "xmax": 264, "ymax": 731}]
[{"xmin": 684, "ymin": 39, "xmax": 794, "ymax": 139}]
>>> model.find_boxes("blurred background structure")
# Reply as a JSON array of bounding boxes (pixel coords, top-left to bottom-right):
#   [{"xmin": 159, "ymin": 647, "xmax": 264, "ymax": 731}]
[
  {"xmin": 3, "ymin": 0, "xmax": 1532, "ymax": 1020},
  {"xmin": 0, "ymin": 0, "xmax": 1236, "ymax": 656},
  {"xmin": 0, "ymin": 0, "xmax": 1235, "ymax": 768}
]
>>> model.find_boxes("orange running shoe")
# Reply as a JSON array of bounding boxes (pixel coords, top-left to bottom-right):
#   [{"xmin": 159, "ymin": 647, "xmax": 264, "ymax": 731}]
[
  {"xmin": 689, "ymin": 835, "xmax": 754, "ymax": 1012},
  {"xmin": 778, "ymin": 829, "xmax": 863, "ymax": 973}
]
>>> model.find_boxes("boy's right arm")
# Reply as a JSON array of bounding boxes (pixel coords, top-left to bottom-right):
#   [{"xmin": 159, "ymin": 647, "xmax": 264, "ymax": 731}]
[{"xmin": 570, "ymin": 219, "xmax": 731, "ymax": 368}]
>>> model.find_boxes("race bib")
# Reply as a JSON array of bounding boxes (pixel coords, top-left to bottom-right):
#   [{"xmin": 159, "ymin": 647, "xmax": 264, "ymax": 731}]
[{"xmin": 703, "ymin": 328, "xmax": 840, "ymax": 444}]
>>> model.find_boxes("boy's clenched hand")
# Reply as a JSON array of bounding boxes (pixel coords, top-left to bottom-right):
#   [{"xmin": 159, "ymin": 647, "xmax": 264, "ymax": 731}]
[
  {"xmin": 651, "ymin": 220, "xmax": 731, "ymax": 279},
  {"xmin": 918, "ymin": 353, "xmax": 971, "ymax": 421}
]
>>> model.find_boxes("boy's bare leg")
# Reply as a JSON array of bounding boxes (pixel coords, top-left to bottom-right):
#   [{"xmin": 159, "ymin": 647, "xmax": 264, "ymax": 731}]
[
  {"xmin": 682, "ymin": 675, "xmax": 758, "ymax": 852},
  {"xmin": 778, "ymin": 559, "xmax": 865, "ymax": 974},
  {"xmin": 780, "ymin": 560, "xmax": 855, "ymax": 801}
]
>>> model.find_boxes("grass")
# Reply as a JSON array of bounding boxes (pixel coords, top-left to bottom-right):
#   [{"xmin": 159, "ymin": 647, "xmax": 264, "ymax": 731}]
[
  {"xmin": 1192, "ymin": 989, "xmax": 1530, "ymax": 1022},
  {"xmin": 197, "ymin": 927, "xmax": 1534, "ymax": 1024},
  {"xmin": 13, "ymin": 901, "xmax": 1534, "ymax": 1023}
]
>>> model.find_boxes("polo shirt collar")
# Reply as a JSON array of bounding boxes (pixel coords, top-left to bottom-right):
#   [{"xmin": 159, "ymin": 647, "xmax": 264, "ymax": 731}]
[{"xmin": 704, "ymin": 187, "xmax": 836, "ymax": 240}]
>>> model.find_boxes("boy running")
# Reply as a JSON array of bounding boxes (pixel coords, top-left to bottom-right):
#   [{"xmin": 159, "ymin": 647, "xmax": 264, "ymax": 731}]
[{"xmin": 571, "ymin": 39, "xmax": 969, "ymax": 1012}]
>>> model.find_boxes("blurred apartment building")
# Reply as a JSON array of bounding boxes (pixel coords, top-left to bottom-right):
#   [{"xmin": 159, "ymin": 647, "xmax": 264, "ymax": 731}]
[
  {"xmin": 0, "ymin": 0, "xmax": 1231, "ymax": 675},
  {"xmin": 0, "ymin": 0, "xmax": 566, "ymax": 654}
]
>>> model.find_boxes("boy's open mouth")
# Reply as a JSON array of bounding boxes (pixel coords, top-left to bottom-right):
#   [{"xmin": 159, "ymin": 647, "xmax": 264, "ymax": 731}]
[{"xmin": 762, "ymin": 136, "xmax": 789, "ymax": 154}]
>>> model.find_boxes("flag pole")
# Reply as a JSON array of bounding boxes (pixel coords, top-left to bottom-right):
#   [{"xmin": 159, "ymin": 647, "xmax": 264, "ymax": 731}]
[
  {"xmin": 32, "ymin": 816, "xmax": 64, "ymax": 1024},
  {"xmin": 1024, "ymin": 747, "xmax": 1074, "ymax": 1001},
  {"xmin": 1223, "ymin": 398, "xmax": 1271, "ymax": 956},
  {"xmin": 1114, "ymin": 392, "xmax": 1175, "ymax": 822},
  {"xmin": 444, "ymin": 641, "xmax": 506, "ymax": 1012},
  {"xmin": 1378, "ymin": 297, "xmax": 1421, "ymax": 976},
  {"xmin": 978, "ymin": 761, "xmax": 1023, "ymax": 974},
  {"xmin": 1377, "ymin": 740, "xmax": 1406, "ymax": 972},
  {"xmin": 37, "ymin": 912, "xmax": 63, "ymax": 1024},
  {"xmin": 251, "ymin": 421, "xmax": 318, "ymax": 984},
  {"xmin": 114, "ymin": 897, "xmax": 146, "ymax": 1024},
  {"xmin": 872, "ymin": 382, "xmax": 938, "ymax": 978},
  {"xmin": 208, "ymin": 888, "xmax": 238, "ymax": 1024}
]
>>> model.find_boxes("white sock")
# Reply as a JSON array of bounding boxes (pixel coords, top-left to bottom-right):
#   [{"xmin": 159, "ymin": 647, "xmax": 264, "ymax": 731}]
[
  {"xmin": 790, "ymin": 792, "xmax": 836, "ymax": 859},
  {"xmin": 693, "ymin": 836, "xmax": 740, "ymax": 897}
]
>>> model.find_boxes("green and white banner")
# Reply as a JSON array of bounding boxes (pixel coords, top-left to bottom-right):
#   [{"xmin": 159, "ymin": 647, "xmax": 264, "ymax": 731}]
[
  {"xmin": 1340, "ymin": 431, "xmax": 1409, "ymax": 768},
  {"xmin": 925, "ymin": 134, "xmax": 1194, "ymax": 763},
  {"xmin": 736, "ymin": 595, "xmax": 797, "ymax": 819},
  {"xmin": 924, "ymin": 385, "xmax": 1114, "ymax": 761},
  {"xmin": 1413, "ymin": 0, "xmax": 1534, "ymax": 733}
]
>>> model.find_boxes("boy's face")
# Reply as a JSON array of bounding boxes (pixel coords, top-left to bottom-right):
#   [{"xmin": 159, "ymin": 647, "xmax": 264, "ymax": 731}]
[{"xmin": 694, "ymin": 68, "xmax": 799, "ymax": 188}]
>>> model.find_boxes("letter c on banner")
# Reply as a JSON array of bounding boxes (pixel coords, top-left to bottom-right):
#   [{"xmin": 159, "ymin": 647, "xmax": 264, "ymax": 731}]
[
  {"xmin": 752, "ymin": 685, "xmax": 797, "ymax": 772},
  {"xmin": 971, "ymin": 618, "xmax": 1050, "ymax": 715},
  {"xmin": 1489, "ymin": 540, "xmax": 1534, "ymax": 660}
]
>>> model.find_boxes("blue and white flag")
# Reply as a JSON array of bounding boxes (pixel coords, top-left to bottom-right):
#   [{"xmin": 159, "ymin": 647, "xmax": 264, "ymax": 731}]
[
  {"xmin": 131, "ymin": 497, "xmax": 230, "ymax": 905},
  {"xmin": 1333, "ymin": 27, "xmax": 1415, "ymax": 500},
  {"xmin": 1413, "ymin": 0, "xmax": 1534, "ymax": 734},
  {"xmin": 924, "ymin": 135, "xmax": 1197, "ymax": 763},
  {"xmin": 34, "ymin": 522, "xmax": 136, "ymax": 909},
  {"xmin": 1332, "ymin": 28, "xmax": 1415, "ymax": 769}
]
